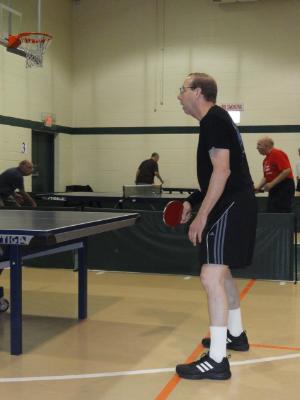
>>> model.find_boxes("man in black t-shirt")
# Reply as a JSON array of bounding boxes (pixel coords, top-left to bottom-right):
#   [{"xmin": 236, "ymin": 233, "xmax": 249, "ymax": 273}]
[
  {"xmin": 0, "ymin": 160, "xmax": 37, "ymax": 207},
  {"xmin": 175, "ymin": 73, "xmax": 257, "ymax": 381},
  {"xmin": 135, "ymin": 152, "xmax": 164, "ymax": 184}
]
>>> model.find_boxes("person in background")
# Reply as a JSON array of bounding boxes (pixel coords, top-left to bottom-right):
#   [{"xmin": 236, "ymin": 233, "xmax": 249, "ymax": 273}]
[
  {"xmin": 0, "ymin": 160, "xmax": 37, "ymax": 208},
  {"xmin": 295, "ymin": 148, "xmax": 300, "ymax": 193},
  {"xmin": 135, "ymin": 152, "xmax": 164, "ymax": 185},
  {"xmin": 255, "ymin": 137, "xmax": 295, "ymax": 212}
]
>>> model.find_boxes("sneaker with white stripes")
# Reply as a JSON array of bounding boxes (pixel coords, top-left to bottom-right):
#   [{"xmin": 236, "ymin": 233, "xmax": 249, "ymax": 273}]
[
  {"xmin": 176, "ymin": 353, "xmax": 231, "ymax": 380},
  {"xmin": 202, "ymin": 330, "xmax": 249, "ymax": 352}
]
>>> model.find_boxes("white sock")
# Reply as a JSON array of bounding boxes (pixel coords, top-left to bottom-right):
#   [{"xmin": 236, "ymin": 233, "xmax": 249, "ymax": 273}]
[
  {"xmin": 209, "ymin": 326, "xmax": 227, "ymax": 363},
  {"xmin": 228, "ymin": 308, "xmax": 243, "ymax": 337}
]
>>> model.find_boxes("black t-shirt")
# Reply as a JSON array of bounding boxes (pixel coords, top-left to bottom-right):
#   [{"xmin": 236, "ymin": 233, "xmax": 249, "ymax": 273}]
[
  {"xmin": 0, "ymin": 167, "xmax": 24, "ymax": 195},
  {"xmin": 136, "ymin": 159, "xmax": 158, "ymax": 184},
  {"xmin": 188, "ymin": 105, "xmax": 253, "ymax": 205}
]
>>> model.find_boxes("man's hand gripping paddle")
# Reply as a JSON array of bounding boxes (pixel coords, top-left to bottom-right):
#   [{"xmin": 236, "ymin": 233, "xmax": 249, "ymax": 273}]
[{"xmin": 163, "ymin": 200, "xmax": 184, "ymax": 227}]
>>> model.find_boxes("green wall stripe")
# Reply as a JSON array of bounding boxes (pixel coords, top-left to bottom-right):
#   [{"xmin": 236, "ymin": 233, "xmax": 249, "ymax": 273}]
[
  {"xmin": 71, "ymin": 125, "xmax": 300, "ymax": 134},
  {"xmin": 0, "ymin": 114, "xmax": 299, "ymax": 135},
  {"xmin": 0, "ymin": 115, "xmax": 72, "ymax": 134}
]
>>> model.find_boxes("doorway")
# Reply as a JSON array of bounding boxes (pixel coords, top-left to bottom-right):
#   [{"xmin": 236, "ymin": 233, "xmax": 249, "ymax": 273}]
[{"xmin": 32, "ymin": 130, "xmax": 55, "ymax": 193}]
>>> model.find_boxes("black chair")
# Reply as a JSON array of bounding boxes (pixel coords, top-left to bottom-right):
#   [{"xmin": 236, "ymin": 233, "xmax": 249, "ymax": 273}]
[{"xmin": 66, "ymin": 185, "xmax": 93, "ymax": 192}]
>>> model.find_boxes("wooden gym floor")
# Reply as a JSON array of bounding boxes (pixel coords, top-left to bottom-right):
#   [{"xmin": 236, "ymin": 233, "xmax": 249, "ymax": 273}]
[{"xmin": 0, "ymin": 267, "xmax": 299, "ymax": 400}]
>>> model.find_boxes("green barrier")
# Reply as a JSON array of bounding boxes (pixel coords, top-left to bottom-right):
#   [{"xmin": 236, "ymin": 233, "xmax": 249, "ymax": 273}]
[{"xmin": 27, "ymin": 209, "xmax": 297, "ymax": 281}]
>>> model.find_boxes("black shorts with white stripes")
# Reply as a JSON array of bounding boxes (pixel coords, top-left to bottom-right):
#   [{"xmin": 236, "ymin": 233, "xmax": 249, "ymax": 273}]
[{"xmin": 198, "ymin": 190, "xmax": 257, "ymax": 269}]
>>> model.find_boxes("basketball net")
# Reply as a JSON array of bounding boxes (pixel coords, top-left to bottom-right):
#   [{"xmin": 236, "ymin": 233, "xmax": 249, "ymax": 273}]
[{"xmin": 8, "ymin": 32, "xmax": 53, "ymax": 68}]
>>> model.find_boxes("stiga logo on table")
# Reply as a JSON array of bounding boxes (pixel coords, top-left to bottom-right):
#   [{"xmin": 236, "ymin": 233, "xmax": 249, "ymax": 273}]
[{"xmin": 0, "ymin": 235, "xmax": 33, "ymax": 245}]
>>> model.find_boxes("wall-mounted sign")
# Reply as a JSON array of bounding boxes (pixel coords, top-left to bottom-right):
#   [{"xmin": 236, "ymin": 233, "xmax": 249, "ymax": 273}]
[{"xmin": 221, "ymin": 104, "xmax": 244, "ymax": 111}]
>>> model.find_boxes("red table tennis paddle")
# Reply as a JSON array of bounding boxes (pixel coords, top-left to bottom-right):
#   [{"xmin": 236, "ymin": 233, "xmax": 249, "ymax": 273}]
[{"xmin": 163, "ymin": 200, "xmax": 184, "ymax": 227}]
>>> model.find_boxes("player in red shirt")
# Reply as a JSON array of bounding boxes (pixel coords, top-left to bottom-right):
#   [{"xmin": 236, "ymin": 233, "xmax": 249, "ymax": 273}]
[{"xmin": 255, "ymin": 137, "xmax": 295, "ymax": 212}]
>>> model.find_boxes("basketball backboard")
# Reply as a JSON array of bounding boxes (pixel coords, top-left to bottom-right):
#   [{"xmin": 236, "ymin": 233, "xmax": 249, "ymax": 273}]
[
  {"xmin": 0, "ymin": 0, "xmax": 23, "ymax": 56},
  {"xmin": 0, "ymin": 1, "xmax": 52, "ymax": 67},
  {"xmin": 0, "ymin": 0, "xmax": 42, "ymax": 59}
]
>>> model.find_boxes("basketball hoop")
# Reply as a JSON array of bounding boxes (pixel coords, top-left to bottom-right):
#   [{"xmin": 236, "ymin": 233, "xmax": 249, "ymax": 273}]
[{"xmin": 7, "ymin": 32, "xmax": 52, "ymax": 68}]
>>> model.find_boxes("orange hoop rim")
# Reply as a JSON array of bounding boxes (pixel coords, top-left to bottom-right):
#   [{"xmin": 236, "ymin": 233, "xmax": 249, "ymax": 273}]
[{"xmin": 8, "ymin": 32, "xmax": 53, "ymax": 48}]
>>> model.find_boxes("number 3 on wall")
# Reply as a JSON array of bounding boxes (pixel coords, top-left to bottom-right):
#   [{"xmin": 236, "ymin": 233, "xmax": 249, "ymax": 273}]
[{"xmin": 21, "ymin": 142, "xmax": 27, "ymax": 154}]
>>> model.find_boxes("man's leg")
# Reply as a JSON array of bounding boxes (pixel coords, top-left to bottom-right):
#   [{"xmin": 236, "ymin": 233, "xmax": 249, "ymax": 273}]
[
  {"xmin": 280, "ymin": 182, "xmax": 295, "ymax": 213},
  {"xmin": 200, "ymin": 264, "xmax": 229, "ymax": 363},
  {"xmin": 225, "ymin": 271, "xmax": 249, "ymax": 350},
  {"xmin": 267, "ymin": 192, "xmax": 278, "ymax": 212},
  {"xmin": 268, "ymin": 181, "xmax": 295, "ymax": 213},
  {"xmin": 201, "ymin": 268, "xmax": 249, "ymax": 351},
  {"xmin": 0, "ymin": 195, "xmax": 5, "ymax": 208},
  {"xmin": 176, "ymin": 264, "xmax": 231, "ymax": 380},
  {"xmin": 224, "ymin": 269, "xmax": 243, "ymax": 336}
]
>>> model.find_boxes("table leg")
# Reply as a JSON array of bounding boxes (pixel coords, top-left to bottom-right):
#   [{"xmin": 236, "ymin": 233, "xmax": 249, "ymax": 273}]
[
  {"xmin": 78, "ymin": 240, "xmax": 87, "ymax": 319},
  {"xmin": 10, "ymin": 245, "xmax": 22, "ymax": 355}
]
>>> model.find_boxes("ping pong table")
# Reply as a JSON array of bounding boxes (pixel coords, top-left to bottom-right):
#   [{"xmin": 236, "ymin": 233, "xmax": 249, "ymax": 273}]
[
  {"xmin": 34, "ymin": 191, "xmax": 190, "ymax": 210},
  {"xmin": 0, "ymin": 209, "xmax": 139, "ymax": 355},
  {"xmin": 35, "ymin": 191, "xmax": 123, "ymax": 208}
]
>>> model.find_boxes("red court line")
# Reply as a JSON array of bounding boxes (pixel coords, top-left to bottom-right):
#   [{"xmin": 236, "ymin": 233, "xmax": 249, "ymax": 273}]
[
  {"xmin": 250, "ymin": 343, "xmax": 300, "ymax": 351},
  {"xmin": 154, "ymin": 344, "xmax": 205, "ymax": 400},
  {"xmin": 239, "ymin": 278, "xmax": 256, "ymax": 301},
  {"xmin": 154, "ymin": 375, "xmax": 181, "ymax": 400},
  {"xmin": 154, "ymin": 279, "xmax": 256, "ymax": 400}
]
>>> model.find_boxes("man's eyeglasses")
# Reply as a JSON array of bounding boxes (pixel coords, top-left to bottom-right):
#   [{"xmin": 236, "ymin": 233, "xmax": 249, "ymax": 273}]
[{"xmin": 179, "ymin": 86, "xmax": 195, "ymax": 95}]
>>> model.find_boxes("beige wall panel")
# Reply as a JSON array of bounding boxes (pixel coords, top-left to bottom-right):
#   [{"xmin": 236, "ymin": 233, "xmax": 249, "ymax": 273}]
[
  {"xmin": 54, "ymin": 133, "xmax": 73, "ymax": 192},
  {"xmin": 72, "ymin": 133, "xmax": 197, "ymax": 191},
  {"xmin": 72, "ymin": 0, "xmax": 300, "ymax": 126},
  {"xmin": 43, "ymin": 0, "xmax": 73, "ymax": 126}
]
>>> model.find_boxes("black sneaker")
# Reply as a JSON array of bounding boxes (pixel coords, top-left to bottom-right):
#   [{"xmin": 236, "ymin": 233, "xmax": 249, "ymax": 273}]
[
  {"xmin": 176, "ymin": 353, "xmax": 231, "ymax": 380},
  {"xmin": 202, "ymin": 330, "xmax": 249, "ymax": 352}
]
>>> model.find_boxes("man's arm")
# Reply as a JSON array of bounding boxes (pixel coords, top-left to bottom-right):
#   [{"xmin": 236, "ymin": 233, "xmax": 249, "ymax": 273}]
[
  {"xmin": 181, "ymin": 190, "xmax": 204, "ymax": 224},
  {"xmin": 135, "ymin": 169, "xmax": 140, "ymax": 184},
  {"xmin": 12, "ymin": 192, "xmax": 24, "ymax": 206},
  {"xmin": 19, "ymin": 190, "xmax": 37, "ymax": 208},
  {"xmin": 255, "ymin": 177, "xmax": 267, "ymax": 192},
  {"xmin": 188, "ymin": 148, "xmax": 231, "ymax": 246},
  {"xmin": 264, "ymin": 168, "xmax": 291, "ymax": 191},
  {"xmin": 154, "ymin": 171, "xmax": 164, "ymax": 184}
]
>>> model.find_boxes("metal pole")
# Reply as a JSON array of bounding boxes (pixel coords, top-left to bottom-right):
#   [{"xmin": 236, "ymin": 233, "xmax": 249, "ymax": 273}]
[
  {"xmin": 295, "ymin": 215, "xmax": 298, "ymax": 284},
  {"xmin": 8, "ymin": 0, "xmax": 12, "ymax": 35},
  {"xmin": 37, "ymin": 0, "xmax": 42, "ymax": 32},
  {"xmin": 10, "ymin": 245, "xmax": 23, "ymax": 355},
  {"xmin": 78, "ymin": 240, "xmax": 87, "ymax": 320}
]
